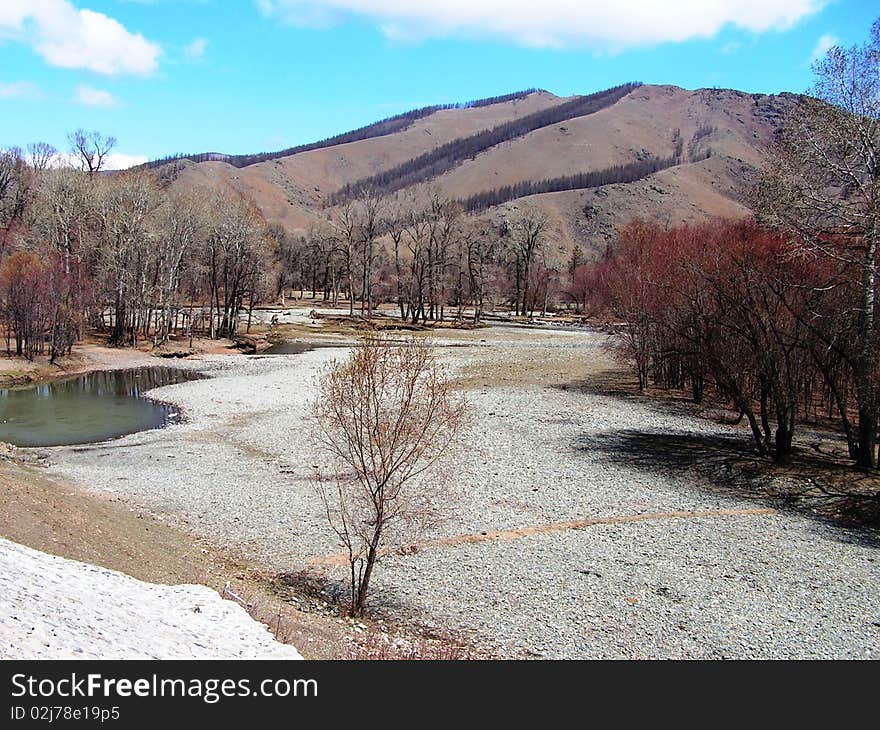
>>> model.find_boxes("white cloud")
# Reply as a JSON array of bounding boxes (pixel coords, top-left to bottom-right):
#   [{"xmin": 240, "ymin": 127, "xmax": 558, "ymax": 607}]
[
  {"xmin": 75, "ymin": 84, "xmax": 118, "ymax": 107},
  {"xmin": 257, "ymin": 0, "xmax": 825, "ymax": 48},
  {"xmin": 809, "ymin": 32, "xmax": 838, "ymax": 62},
  {"xmin": 184, "ymin": 36, "xmax": 208, "ymax": 58},
  {"xmin": 0, "ymin": 0, "xmax": 161, "ymax": 75},
  {"xmin": 51, "ymin": 151, "xmax": 147, "ymax": 170},
  {"xmin": 102, "ymin": 152, "xmax": 148, "ymax": 170},
  {"xmin": 0, "ymin": 81, "xmax": 41, "ymax": 99}
]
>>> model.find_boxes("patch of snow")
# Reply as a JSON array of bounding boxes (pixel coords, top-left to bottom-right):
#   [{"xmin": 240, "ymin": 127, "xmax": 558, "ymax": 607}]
[{"xmin": 0, "ymin": 538, "xmax": 301, "ymax": 660}]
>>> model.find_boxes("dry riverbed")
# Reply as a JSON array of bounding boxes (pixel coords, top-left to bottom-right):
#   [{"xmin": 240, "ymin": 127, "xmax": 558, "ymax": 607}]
[{"xmin": 28, "ymin": 325, "xmax": 880, "ymax": 658}]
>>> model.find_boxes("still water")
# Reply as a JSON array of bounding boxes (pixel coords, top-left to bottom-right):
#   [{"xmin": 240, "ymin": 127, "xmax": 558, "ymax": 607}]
[
  {"xmin": 0, "ymin": 367, "xmax": 201, "ymax": 447},
  {"xmin": 262, "ymin": 341, "xmax": 344, "ymax": 355}
]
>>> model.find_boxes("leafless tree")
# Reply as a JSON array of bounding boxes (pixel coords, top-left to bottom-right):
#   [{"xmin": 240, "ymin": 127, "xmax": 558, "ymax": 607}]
[
  {"xmin": 204, "ymin": 188, "xmax": 268, "ymax": 339},
  {"xmin": 510, "ymin": 205, "xmax": 547, "ymax": 317},
  {"xmin": 756, "ymin": 17, "xmax": 880, "ymax": 467},
  {"xmin": 402, "ymin": 200, "xmax": 432, "ymax": 324},
  {"xmin": 152, "ymin": 190, "xmax": 206, "ymax": 345},
  {"xmin": 29, "ymin": 167, "xmax": 90, "ymax": 275},
  {"xmin": 462, "ymin": 220, "xmax": 497, "ymax": 324},
  {"xmin": 93, "ymin": 172, "xmax": 158, "ymax": 345},
  {"xmin": 312, "ymin": 334, "xmax": 468, "ymax": 616},
  {"xmin": 356, "ymin": 188, "xmax": 383, "ymax": 318},
  {"xmin": 0, "ymin": 148, "xmax": 28, "ymax": 235},
  {"xmin": 27, "ymin": 142, "xmax": 57, "ymax": 172},
  {"xmin": 333, "ymin": 200, "xmax": 360, "ymax": 316},
  {"xmin": 424, "ymin": 191, "xmax": 461, "ymax": 322},
  {"xmin": 385, "ymin": 192, "xmax": 410, "ymax": 320},
  {"xmin": 68, "ymin": 129, "xmax": 117, "ymax": 176}
]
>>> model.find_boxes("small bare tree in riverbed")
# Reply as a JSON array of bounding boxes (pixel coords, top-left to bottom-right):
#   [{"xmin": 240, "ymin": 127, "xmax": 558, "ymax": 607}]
[{"xmin": 311, "ymin": 334, "xmax": 468, "ymax": 617}]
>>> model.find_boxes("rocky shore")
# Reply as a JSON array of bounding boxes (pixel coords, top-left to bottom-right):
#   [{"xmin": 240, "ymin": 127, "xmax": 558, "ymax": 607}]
[{"xmin": 40, "ymin": 327, "xmax": 880, "ymax": 659}]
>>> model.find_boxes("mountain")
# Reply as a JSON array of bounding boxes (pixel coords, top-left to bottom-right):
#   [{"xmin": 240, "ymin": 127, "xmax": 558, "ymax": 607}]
[{"xmin": 153, "ymin": 83, "xmax": 796, "ymax": 256}]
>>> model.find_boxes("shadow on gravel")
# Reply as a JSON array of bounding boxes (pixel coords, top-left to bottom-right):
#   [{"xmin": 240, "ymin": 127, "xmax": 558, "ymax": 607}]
[
  {"xmin": 274, "ymin": 569, "xmax": 484, "ymax": 651},
  {"xmin": 576, "ymin": 429, "xmax": 880, "ymax": 541},
  {"xmin": 557, "ymin": 370, "xmax": 717, "ymax": 423}
]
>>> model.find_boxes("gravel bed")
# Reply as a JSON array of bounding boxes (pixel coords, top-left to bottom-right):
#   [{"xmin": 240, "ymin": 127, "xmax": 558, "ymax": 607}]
[{"xmin": 43, "ymin": 329, "xmax": 880, "ymax": 659}]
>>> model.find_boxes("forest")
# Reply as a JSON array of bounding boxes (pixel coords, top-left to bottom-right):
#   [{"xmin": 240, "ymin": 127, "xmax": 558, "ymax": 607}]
[
  {"xmin": 0, "ymin": 130, "xmax": 584, "ymax": 362},
  {"xmin": 591, "ymin": 219, "xmax": 867, "ymax": 464},
  {"xmin": 272, "ymin": 189, "xmax": 573, "ymax": 324},
  {"xmin": 0, "ymin": 133, "xmax": 270, "ymax": 358}
]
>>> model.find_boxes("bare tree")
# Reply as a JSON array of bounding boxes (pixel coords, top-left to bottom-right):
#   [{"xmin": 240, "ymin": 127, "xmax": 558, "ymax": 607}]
[
  {"xmin": 756, "ymin": 17, "xmax": 880, "ymax": 467},
  {"xmin": 510, "ymin": 205, "xmax": 547, "ymax": 317},
  {"xmin": 333, "ymin": 200, "xmax": 359, "ymax": 316},
  {"xmin": 462, "ymin": 220, "xmax": 497, "ymax": 324},
  {"xmin": 152, "ymin": 189, "xmax": 206, "ymax": 346},
  {"xmin": 402, "ymin": 201, "xmax": 432, "ymax": 324},
  {"xmin": 424, "ymin": 191, "xmax": 460, "ymax": 322},
  {"xmin": 311, "ymin": 334, "xmax": 468, "ymax": 616},
  {"xmin": 29, "ymin": 167, "xmax": 90, "ymax": 275},
  {"xmin": 68, "ymin": 129, "xmax": 117, "ymax": 176},
  {"xmin": 93, "ymin": 172, "xmax": 157, "ymax": 345},
  {"xmin": 386, "ymin": 192, "xmax": 410, "ymax": 320},
  {"xmin": 27, "ymin": 142, "xmax": 57, "ymax": 172},
  {"xmin": 357, "ymin": 188, "xmax": 383, "ymax": 318},
  {"xmin": 0, "ymin": 148, "xmax": 28, "ymax": 235},
  {"xmin": 204, "ymin": 188, "xmax": 268, "ymax": 339}
]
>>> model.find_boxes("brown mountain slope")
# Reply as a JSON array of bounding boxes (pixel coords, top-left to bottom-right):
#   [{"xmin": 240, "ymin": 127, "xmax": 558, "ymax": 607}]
[
  {"xmin": 483, "ymin": 155, "xmax": 757, "ymax": 261},
  {"xmin": 163, "ymin": 84, "xmax": 793, "ymax": 254},
  {"xmin": 168, "ymin": 90, "xmax": 565, "ymax": 233},
  {"xmin": 249, "ymin": 90, "xmax": 563, "ymax": 204},
  {"xmin": 430, "ymin": 85, "xmax": 784, "ymax": 200}
]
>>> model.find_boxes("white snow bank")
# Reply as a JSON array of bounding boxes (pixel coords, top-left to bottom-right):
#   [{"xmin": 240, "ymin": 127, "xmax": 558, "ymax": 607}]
[{"xmin": 0, "ymin": 538, "xmax": 301, "ymax": 660}]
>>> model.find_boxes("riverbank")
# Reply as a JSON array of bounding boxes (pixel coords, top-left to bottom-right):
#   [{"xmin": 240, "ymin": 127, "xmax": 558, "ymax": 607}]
[
  {"xmin": 0, "ymin": 328, "xmax": 262, "ymax": 389},
  {"xmin": 0, "ymin": 454, "xmax": 481, "ymax": 658},
  {"xmin": 35, "ymin": 326, "xmax": 880, "ymax": 659}
]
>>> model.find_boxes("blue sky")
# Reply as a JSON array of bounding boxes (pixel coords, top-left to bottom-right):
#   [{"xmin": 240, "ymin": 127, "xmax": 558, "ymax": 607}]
[{"xmin": 0, "ymin": 0, "xmax": 876, "ymax": 167}]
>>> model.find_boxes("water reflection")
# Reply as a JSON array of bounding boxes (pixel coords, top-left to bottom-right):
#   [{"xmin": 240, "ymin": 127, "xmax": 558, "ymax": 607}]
[{"xmin": 262, "ymin": 341, "xmax": 346, "ymax": 355}]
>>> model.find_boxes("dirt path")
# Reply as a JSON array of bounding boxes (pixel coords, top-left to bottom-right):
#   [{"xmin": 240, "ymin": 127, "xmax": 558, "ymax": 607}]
[{"xmin": 307, "ymin": 508, "xmax": 778, "ymax": 567}]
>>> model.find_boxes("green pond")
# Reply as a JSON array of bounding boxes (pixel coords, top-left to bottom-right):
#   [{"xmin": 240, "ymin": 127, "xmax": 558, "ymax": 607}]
[{"xmin": 0, "ymin": 367, "xmax": 201, "ymax": 447}]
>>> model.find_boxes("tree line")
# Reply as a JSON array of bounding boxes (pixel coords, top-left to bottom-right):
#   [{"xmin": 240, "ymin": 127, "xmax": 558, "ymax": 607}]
[
  {"xmin": 143, "ymin": 89, "xmax": 542, "ymax": 171},
  {"xmin": 0, "ymin": 131, "xmax": 275, "ymax": 359},
  {"xmin": 269, "ymin": 188, "xmax": 575, "ymax": 325},
  {"xmin": 328, "ymin": 83, "xmax": 642, "ymax": 204},
  {"xmin": 591, "ymin": 18, "xmax": 880, "ymax": 469},
  {"xmin": 460, "ymin": 154, "xmax": 679, "ymax": 213},
  {"xmin": 595, "ymin": 219, "xmax": 828, "ymax": 461},
  {"xmin": 3, "ymin": 131, "xmax": 589, "ymax": 362}
]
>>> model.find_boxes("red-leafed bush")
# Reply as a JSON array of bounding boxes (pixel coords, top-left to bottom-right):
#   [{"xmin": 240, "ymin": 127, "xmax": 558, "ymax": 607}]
[{"xmin": 593, "ymin": 218, "xmax": 865, "ymax": 463}]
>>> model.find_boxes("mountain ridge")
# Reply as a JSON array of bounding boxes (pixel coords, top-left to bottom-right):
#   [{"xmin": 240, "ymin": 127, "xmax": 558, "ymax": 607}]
[{"xmin": 156, "ymin": 83, "xmax": 797, "ymax": 255}]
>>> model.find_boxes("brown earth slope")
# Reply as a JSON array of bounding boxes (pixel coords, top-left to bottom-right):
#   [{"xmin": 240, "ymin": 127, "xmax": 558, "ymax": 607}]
[{"xmin": 163, "ymin": 84, "xmax": 793, "ymax": 255}]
